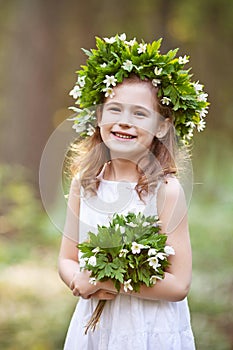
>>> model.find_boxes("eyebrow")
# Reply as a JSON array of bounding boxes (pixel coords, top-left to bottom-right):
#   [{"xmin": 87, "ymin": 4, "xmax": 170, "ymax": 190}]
[{"xmin": 105, "ymin": 102, "xmax": 152, "ymax": 113}]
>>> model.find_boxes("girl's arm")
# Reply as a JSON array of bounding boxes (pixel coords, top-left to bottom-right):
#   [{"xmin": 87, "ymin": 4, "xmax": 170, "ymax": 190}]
[
  {"xmin": 99, "ymin": 177, "xmax": 193, "ymax": 302},
  {"xmin": 58, "ymin": 177, "xmax": 117, "ymax": 300},
  {"xmin": 58, "ymin": 178, "xmax": 96, "ymax": 295}
]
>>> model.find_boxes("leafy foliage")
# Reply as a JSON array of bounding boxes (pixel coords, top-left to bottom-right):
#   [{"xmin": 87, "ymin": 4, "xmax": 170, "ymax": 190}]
[
  {"xmin": 78, "ymin": 212, "xmax": 174, "ymax": 293},
  {"xmin": 69, "ymin": 33, "xmax": 209, "ymax": 142}
]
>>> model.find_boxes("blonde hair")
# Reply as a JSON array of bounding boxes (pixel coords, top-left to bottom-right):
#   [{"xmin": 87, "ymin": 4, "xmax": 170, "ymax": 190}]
[{"xmin": 67, "ymin": 75, "xmax": 178, "ymax": 199}]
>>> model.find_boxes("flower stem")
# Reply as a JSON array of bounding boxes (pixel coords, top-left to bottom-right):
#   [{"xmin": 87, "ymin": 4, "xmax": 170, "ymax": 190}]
[{"xmin": 84, "ymin": 300, "xmax": 106, "ymax": 334}]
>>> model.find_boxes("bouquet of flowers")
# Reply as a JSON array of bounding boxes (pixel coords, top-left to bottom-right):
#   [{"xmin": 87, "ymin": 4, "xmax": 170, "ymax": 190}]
[{"xmin": 78, "ymin": 212, "xmax": 175, "ymax": 333}]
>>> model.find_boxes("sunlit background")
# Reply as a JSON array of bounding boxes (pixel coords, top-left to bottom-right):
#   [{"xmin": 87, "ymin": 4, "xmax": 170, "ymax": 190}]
[{"xmin": 0, "ymin": 0, "xmax": 233, "ymax": 349}]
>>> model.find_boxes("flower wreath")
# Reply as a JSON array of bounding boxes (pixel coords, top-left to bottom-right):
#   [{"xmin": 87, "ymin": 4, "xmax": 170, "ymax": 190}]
[{"xmin": 69, "ymin": 33, "xmax": 209, "ymax": 142}]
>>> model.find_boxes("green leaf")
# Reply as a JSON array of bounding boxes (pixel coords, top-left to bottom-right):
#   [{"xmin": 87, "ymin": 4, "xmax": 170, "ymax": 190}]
[
  {"xmin": 166, "ymin": 48, "xmax": 179, "ymax": 61},
  {"xmin": 115, "ymin": 70, "xmax": 124, "ymax": 82},
  {"xmin": 95, "ymin": 37, "xmax": 106, "ymax": 51},
  {"xmin": 114, "ymin": 270, "xmax": 125, "ymax": 283},
  {"xmin": 81, "ymin": 48, "xmax": 93, "ymax": 57},
  {"xmin": 104, "ymin": 263, "xmax": 113, "ymax": 277},
  {"xmin": 88, "ymin": 232, "xmax": 99, "ymax": 247},
  {"xmin": 114, "ymin": 280, "xmax": 121, "ymax": 292}
]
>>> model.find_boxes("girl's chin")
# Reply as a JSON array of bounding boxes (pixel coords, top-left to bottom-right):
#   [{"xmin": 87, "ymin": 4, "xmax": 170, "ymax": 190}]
[
  {"xmin": 104, "ymin": 137, "xmax": 137, "ymax": 150},
  {"xmin": 106, "ymin": 143, "xmax": 149, "ymax": 160}
]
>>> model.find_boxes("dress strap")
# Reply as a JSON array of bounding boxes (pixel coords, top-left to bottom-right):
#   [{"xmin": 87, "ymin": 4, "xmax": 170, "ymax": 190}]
[{"xmin": 96, "ymin": 162, "xmax": 108, "ymax": 180}]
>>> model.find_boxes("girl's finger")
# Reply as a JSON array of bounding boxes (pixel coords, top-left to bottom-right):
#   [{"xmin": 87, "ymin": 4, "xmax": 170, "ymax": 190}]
[
  {"xmin": 69, "ymin": 279, "xmax": 74, "ymax": 290},
  {"xmin": 72, "ymin": 288, "xmax": 80, "ymax": 297}
]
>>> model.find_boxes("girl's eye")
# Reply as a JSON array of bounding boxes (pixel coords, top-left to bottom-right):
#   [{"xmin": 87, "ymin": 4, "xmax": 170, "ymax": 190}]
[
  {"xmin": 109, "ymin": 107, "xmax": 121, "ymax": 112},
  {"xmin": 134, "ymin": 111, "xmax": 147, "ymax": 117}
]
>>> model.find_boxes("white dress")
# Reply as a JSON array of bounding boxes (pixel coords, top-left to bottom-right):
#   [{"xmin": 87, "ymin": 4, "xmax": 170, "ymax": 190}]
[{"xmin": 64, "ymin": 177, "xmax": 195, "ymax": 350}]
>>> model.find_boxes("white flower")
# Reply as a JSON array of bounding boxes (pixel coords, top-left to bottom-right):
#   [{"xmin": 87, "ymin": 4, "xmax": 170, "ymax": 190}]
[
  {"xmin": 102, "ymin": 87, "xmax": 115, "ymax": 98},
  {"xmin": 79, "ymin": 258, "xmax": 87, "ymax": 268},
  {"xmin": 148, "ymin": 248, "xmax": 157, "ymax": 256},
  {"xmin": 150, "ymin": 275, "xmax": 163, "ymax": 284},
  {"xmin": 119, "ymin": 226, "xmax": 126, "ymax": 234},
  {"xmin": 72, "ymin": 123, "xmax": 86, "ymax": 133},
  {"xmin": 147, "ymin": 256, "xmax": 161, "ymax": 270},
  {"xmin": 119, "ymin": 248, "xmax": 129, "ymax": 257},
  {"xmin": 193, "ymin": 81, "xmax": 203, "ymax": 93},
  {"xmin": 197, "ymin": 93, "xmax": 208, "ymax": 102},
  {"xmin": 88, "ymin": 256, "xmax": 97, "ymax": 266},
  {"xmin": 156, "ymin": 252, "xmax": 166, "ymax": 260},
  {"xmin": 69, "ymin": 85, "xmax": 82, "ymax": 99},
  {"xmin": 178, "ymin": 55, "xmax": 189, "ymax": 64},
  {"xmin": 124, "ymin": 279, "xmax": 133, "ymax": 292},
  {"xmin": 131, "ymin": 242, "xmax": 145, "ymax": 254},
  {"xmin": 103, "ymin": 74, "xmax": 117, "ymax": 87},
  {"xmin": 199, "ymin": 107, "xmax": 209, "ymax": 118},
  {"xmin": 161, "ymin": 97, "xmax": 171, "ymax": 105},
  {"xmin": 100, "ymin": 62, "xmax": 107, "ymax": 68},
  {"xmin": 86, "ymin": 124, "xmax": 95, "ymax": 136},
  {"xmin": 92, "ymin": 247, "xmax": 100, "ymax": 253},
  {"xmin": 164, "ymin": 246, "xmax": 175, "ymax": 256},
  {"xmin": 152, "ymin": 79, "xmax": 161, "ymax": 87},
  {"xmin": 122, "ymin": 60, "xmax": 134, "ymax": 72},
  {"xmin": 142, "ymin": 221, "xmax": 150, "ymax": 227},
  {"xmin": 77, "ymin": 76, "xmax": 86, "ymax": 87},
  {"xmin": 125, "ymin": 38, "xmax": 136, "ymax": 47},
  {"xmin": 126, "ymin": 222, "xmax": 137, "ymax": 227},
  {"xmin": 156, "ymin": 220, "xmax": 162, "ymax": 227},
  {"xmin": 186, "ymin": 129, "xmax": 194, "ymax": 140},
  {"xmin": 197, "ymin": 119, "xmax": 206, "ymax": 132},
  {"xmin": 104, "ymin": 36, "xmax": 116, "ymax": 44},
  {"xmin": 154, "ymin": 67, "xmax": 163, "ymax": 75},
  {"xmin": 118, "ymin": 33, "xmax": 126, "ymax": 41},
  {"xmin": 186, "ymin": 121, "xmax": 196, "ymax": 129},
  {"xmin": 89, "ymin": 277, "xmax": 97, "ymax": 285},
  {"xmin": 137, "ymin": 43, "xmax": 147, "ymax": 54},
  {"xmin": 70, "ymin": 115, "xmax": 89, "ymax": 132},
  {"xmin": 135, "ymin": 65, "xmax": 144, "ymax": 71},
  {"xmin": 150, "ymin": 275, "xmax": 158, "ymax": 284}
]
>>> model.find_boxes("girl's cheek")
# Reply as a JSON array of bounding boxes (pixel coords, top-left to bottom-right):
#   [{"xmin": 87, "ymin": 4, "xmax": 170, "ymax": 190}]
[
  {"xmin": 136, "ymin": 120, "xmax": 158, "ymax": 134},
  {"xmin": 99, "ymin": 113, "xmax": 116, "ymax": 126}
]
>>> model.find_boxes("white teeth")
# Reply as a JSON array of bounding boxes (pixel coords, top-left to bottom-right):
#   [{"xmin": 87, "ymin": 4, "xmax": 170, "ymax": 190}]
[{"xmin": 114, "ymin": 132, "xmax": 134, "ymax": 139}]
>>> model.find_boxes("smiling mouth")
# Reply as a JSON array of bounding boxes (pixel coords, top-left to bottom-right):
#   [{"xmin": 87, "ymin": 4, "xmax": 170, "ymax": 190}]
[{"xmin": 111, "ymin": 132, "xmax": 137, "ymax": 140}]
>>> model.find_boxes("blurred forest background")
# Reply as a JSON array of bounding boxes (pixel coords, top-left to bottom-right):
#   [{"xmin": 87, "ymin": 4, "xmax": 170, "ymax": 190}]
[{"xmin": 0, "ymin": 0, "xmax": 232, "ymax": 349}]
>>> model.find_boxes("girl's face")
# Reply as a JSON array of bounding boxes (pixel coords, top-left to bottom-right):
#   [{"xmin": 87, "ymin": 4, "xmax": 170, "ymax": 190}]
[{"xmin": 98, "ymin": 81, "xmax": 162, "ymax": 159}]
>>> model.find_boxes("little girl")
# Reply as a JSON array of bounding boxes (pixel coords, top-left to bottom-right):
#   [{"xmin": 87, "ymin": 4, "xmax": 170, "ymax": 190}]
[{"xmin": 58, "ymin": 34, "xmax": 209, "ymax": 349}]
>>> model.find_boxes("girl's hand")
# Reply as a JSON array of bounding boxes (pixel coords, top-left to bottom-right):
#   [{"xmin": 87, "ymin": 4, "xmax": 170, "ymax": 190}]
[
  {"xmin": 70, "ymin": 269, "xmax": 99, "ymax": 299},
  {"xmin": 90, "ymin": 289, "xmax": 118, "ymax": 300}
]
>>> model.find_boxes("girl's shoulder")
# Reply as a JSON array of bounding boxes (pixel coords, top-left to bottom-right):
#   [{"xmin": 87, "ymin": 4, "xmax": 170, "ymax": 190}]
[
  {"xmin": 69, "ymin": 174, "xmax": 82, "ymax": 195},
  {"xmin": 157, "ymin": 175, "xmax": 188, "ymax": 233},
  {"xmin": 157, "ymin": 175, "xmax": 186, "ymax": 207},
  {"xmin": 161, "ymin": 173, "xmax": 183, "ymax": 188}
]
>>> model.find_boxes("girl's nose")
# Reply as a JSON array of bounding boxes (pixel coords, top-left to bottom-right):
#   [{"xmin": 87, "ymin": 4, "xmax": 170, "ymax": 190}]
[{"xmin": 117, "ymin": 111, "xmax": 133, "ymax": 127}]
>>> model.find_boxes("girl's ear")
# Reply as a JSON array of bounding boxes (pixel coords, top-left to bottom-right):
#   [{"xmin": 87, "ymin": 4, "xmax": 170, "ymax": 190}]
[{"xmin": 156, "ymin": 118, "xmax": 170, "ymax": 138}]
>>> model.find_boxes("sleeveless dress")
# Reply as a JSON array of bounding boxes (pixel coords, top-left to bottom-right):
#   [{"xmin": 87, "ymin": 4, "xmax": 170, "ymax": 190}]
[{"xmin": 64, "ymin": 176, "xmax": 195, "ymax": 350}]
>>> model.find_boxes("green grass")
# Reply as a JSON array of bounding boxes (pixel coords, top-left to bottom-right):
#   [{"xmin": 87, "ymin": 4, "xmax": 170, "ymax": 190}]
[
  {"xmin": 188, "ymin": 132, "xmax": 233, "ymax": 349},
  {"xmin": 189, "ymin": 194, "xmax": 233, "ymax": 349},
  {"xmin": 0, "ymin": 238, "xmax": 76, "ymax": 350}
]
